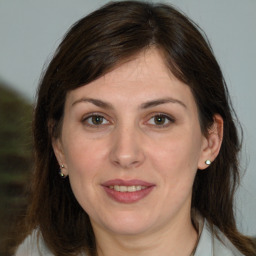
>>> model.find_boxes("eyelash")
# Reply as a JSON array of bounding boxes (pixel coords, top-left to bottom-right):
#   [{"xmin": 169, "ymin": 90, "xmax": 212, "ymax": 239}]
[
  {"xmin": 82, "ymin": 113, "xmax": 111, "ymax": 128},
  {"xmin": 81, "ymin": 113, "xmax": 175, "ymax": 129},
  {"xmin": 146, "ymin": 113, "xmax": 175, "ymax": 128}
]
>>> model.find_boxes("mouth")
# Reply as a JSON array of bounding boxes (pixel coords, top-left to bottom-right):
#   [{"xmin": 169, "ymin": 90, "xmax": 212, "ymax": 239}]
[
  {"xmin": 101, "ymin": 179, "xmax": 155, "ymax": 203},
  {"xmin": 108, "ymin": 185, "xmax": 147, "ymax": 192}
]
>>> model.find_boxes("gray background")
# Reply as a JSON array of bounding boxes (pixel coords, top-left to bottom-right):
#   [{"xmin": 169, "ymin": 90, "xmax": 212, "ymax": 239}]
[{"xmin": 0, "ymin": 0, "xmax": 255, "ymax": 235}]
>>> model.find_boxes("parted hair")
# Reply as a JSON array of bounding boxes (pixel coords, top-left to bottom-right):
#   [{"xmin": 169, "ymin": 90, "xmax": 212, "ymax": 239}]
[{"xmin": 15, "ymin": 1, "xmax": 255, "ymax": 255}]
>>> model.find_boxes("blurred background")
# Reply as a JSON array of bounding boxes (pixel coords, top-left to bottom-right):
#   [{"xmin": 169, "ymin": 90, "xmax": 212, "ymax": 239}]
[
  {"xmin": 0, "ymin": 83, "xmax": 33, "ymax": 255},
  {"xmin": 0, "ymin": 0, "xmax": 255, "ymax": 255}
]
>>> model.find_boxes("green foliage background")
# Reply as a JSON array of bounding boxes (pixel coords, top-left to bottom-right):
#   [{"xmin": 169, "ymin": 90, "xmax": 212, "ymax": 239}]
[{"xmin": 0, "ymin": 83, "xmax": 33, "ymax": 256}]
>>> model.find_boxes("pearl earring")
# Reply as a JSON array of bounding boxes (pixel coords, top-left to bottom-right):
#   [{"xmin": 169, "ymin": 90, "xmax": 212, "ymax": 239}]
[
  {"xmin": 205, "ymin": 160, "xmax": 211, "ymax": 165},
  {"xmin": 59, "ymin": 164, "xmax": 67, "ymax": 178}
]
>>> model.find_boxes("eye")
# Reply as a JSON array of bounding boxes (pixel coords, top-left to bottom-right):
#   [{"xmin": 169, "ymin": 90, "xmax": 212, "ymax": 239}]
[
  {"xmin": 147, "ymin": 114, "xmax": 175, "ymax": 127},
  {"xmin": 82, "ymin": 114, "xmax": 110, "ymax": 127}
]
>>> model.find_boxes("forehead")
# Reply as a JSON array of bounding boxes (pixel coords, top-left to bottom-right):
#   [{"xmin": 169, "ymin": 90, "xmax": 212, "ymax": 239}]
[
  {"xmin": 102, "ymin": 49, "xmax": 173, "ymax": 83},
  {"xmin": 66, "ymin": 48, "xmax": 195, "ymax": 109}
]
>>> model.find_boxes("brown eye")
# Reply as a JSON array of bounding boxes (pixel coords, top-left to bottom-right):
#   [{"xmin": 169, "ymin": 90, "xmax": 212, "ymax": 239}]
[
  {"xmin": 154, "ymin": 115, "xmax": 167, "ymax": 125},
  {"xmin": 147, "ymin": 114, "xmax": 175, "ymax": 128},
  {"xmin": 83, "ymin": 115, "xmax": 109, "ymax": 126},
  {"xmin": 91, "ymin": 116, "xmax": 104, "ymax": 125}
]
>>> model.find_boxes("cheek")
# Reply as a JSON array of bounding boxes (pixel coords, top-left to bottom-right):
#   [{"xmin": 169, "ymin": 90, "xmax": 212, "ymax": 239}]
[
  {"xmin": 62, "ymin": 122, "xmax": 108, "ymax": 169},
  {"xmin": 62, "ymin": 139, "xmax": 108, "ymax": 212},
  {"xmin": 148, "ymin": 131, "xmax": 202, "ymax": 184},
  {"xmin": 64, "ymin": 140, "xmax": 106, "ymax": 177}
]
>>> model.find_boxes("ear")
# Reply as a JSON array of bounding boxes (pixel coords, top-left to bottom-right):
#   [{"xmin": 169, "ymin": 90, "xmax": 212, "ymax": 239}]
[
  {"xmin": 48, "ymin": 119, "xmax": 69, "ymax": 176},
  {"xmin": 198, "ymin": 114, "xmax": 223, "ymax": 170},
  {"xmin": 52, "ymin": 137, "xmax": 69, "ymax": 176}
]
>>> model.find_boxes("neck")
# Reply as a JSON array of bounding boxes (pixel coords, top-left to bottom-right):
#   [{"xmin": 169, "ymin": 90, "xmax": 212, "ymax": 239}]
[{"xmin": 92, "ymin": 213, "xmax": 198, "ymax": 256}]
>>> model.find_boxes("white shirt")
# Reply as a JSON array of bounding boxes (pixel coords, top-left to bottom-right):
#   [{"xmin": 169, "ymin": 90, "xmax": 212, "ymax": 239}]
[
  {"xmin": 193, "ymin": 217, "xmax": 243, "ymax": 256},
  {"xmin": 15, "ymin": 218, "xmax": 244, "ymax": 256}
]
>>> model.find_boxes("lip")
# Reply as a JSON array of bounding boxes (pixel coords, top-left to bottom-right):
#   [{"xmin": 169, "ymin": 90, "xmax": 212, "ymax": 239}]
[
  {"xmin": 102, "ymin": 179, "xmax": 154, "ymax": 187},
  {"xmin": 101, "ymin": 179, "xmax": 155, "ymax": 204}
]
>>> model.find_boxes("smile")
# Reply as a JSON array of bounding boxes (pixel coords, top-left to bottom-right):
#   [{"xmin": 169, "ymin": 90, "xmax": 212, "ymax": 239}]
[
  {"xmin": 108, "ymin": 185, "xmax": 147, "ymax": 192},
  {"xmin": 102, "ymin": 179, "xmax": 155, "ymax": 203}
]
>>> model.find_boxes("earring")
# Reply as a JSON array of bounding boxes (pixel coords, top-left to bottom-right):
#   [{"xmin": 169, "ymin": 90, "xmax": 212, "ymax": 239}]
[
  {"xmin": 59, "ymin": 164, "xmax": 67, "ymax": 178},
  {"xmin": 205, "ymin": 160, "xmax": 211, "ymax": 165}
]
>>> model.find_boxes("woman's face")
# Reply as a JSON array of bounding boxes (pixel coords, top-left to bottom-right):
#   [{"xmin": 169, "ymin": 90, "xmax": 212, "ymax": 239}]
[{"xmin": 53, "ymin": 49, "xmax": 211, "ymax": 237}]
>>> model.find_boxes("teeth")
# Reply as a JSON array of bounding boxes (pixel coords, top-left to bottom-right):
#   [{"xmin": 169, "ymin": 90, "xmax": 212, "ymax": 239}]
[{"xmin": 109, "ymin": 185, "xmax": 147, "ymax": 192}]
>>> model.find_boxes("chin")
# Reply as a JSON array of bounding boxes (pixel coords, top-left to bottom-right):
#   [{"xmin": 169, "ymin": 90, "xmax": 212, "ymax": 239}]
[
  {"xmin": 98, "ymin": 212, "xmax": 156, "ymax": 236},
  {"xmin": 107, "ymin": 223, "xmax": 151, "ymax": 236}
]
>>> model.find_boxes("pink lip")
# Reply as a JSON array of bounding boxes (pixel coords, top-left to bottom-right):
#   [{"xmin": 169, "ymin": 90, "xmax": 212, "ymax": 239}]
[
  {"xmin": 102, "ymin": 179, "xmax": 154, "ymax": 187},
  {"xmin": 101, "ymin": 179, "xmax": 155, "ymax": 204}
]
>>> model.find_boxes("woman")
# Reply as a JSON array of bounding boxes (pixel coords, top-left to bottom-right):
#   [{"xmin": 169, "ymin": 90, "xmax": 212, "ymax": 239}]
[{"xmin": 14, "ymin": 1, "xmax": 256, "ymax": 256}]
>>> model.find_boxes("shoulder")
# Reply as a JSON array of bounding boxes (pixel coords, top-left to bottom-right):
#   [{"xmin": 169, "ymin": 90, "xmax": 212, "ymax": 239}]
[
  {"xmin": 15, "ymin": 229, "xmax": 54, "ymax": 256},
  {"xmin": 15, "ymin": 230, "xmax": 87, "ymax": 256},
  {"xmin": 194, "ymin": 218, "xmax": 245, "ymax": 256}
]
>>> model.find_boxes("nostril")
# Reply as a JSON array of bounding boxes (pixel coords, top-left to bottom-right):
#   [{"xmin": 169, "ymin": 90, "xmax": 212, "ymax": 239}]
[{"xmin": 111, "ymin": 153, "xmax": 145, "ymax": 169}]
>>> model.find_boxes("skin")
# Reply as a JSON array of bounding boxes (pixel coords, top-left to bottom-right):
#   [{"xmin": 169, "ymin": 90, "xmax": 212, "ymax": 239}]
[{"xmin": 53, "ymin": 48, "xmax": 223, "ymax": 256}]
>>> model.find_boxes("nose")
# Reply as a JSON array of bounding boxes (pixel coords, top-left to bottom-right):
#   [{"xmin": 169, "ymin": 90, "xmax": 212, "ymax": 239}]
[{"xmin": 109, "ymin": 125, "xmax": 145, "ymax": 169}]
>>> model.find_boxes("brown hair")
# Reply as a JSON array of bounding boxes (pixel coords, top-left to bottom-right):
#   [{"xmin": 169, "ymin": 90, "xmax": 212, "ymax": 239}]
[{"xmin": 15, "ymin": 1, "xmax": 256, "ymax": 255}]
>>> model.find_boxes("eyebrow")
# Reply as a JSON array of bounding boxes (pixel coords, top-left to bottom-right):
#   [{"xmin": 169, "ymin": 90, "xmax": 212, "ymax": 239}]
[
  {"xmin": 140, "ymin": 97, "xmax": 187, "ymax": 109},
  {"xmin": 72, "ymin": 98, "xmax": 114, "ymax": 109},
  {"xmin": 72, "ymin": 97, "xmax": 186, "ymax": 109}
]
